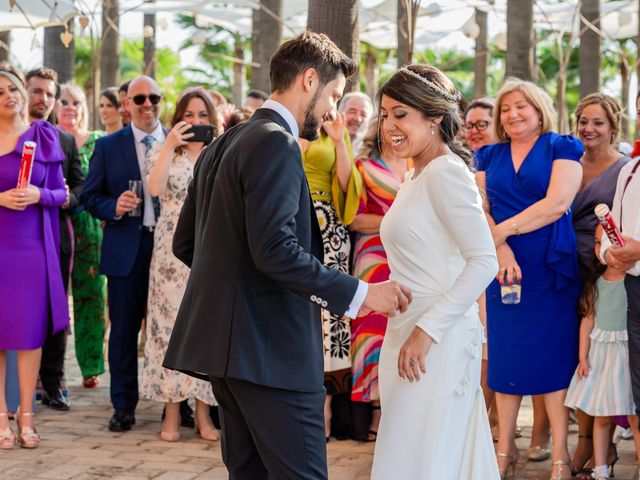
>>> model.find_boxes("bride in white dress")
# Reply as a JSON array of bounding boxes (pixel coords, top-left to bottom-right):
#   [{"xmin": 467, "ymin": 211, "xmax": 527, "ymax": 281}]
[{"xmin": 370, "ymin": 65, "xmax": 500, "ymax": 479}]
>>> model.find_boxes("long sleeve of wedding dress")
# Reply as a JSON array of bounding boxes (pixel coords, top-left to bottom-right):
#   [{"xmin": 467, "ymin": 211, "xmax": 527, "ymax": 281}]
[{"xmin": 415, "ymin": 157, "xmax": 498, "ymax": 343}]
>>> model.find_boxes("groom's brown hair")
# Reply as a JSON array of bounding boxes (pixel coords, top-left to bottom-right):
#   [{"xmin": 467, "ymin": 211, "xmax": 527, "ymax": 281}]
[{"xmin": 269, "ymin": 31, "xmax": 356, "ymax": 94}]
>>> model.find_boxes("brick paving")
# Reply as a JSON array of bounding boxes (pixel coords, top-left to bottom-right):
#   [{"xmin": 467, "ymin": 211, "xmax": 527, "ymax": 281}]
[{"xmin": 2, "ymin": 329, "xmax": 639, "ymax": 479}]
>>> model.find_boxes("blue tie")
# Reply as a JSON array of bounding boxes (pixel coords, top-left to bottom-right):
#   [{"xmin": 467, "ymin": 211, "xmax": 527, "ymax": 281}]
[{"xmin": 141, "ymin": 135, "xmax": 161, "ymax": 220}]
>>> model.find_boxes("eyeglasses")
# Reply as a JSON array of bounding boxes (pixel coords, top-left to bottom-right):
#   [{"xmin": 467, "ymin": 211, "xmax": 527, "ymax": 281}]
[
  {"xmin": 464, "ymin": 120, "xmax": 490, "ymax": 131},
  {"xmin": 130, "ymin": 94, "xmax": 162, "ymax": 105}
]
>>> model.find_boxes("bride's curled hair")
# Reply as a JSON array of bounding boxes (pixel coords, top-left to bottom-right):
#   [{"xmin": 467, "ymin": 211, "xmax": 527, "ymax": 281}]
[{"xmin": 377, "ymin": 64, "xmax": 473, "ymax": 169}]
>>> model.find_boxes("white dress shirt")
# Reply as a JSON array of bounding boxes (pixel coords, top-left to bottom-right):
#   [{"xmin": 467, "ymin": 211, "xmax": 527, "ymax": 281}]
[
  {"xmin": 259, "ymin": 99, "xmax": 368, "ymax": 317},
  {"xmin": 131, "ymin": 122, "xmax": 166, "ymax": 227},
  {"xmin": 600, "ymin": 158, "xmax": 640, "ymax": 276}
]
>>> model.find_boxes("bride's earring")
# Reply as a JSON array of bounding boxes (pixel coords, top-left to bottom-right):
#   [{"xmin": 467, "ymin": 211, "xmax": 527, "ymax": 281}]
[{"xmin": 431, "ymin": 123, "xmax": 435, "ymax": 135}]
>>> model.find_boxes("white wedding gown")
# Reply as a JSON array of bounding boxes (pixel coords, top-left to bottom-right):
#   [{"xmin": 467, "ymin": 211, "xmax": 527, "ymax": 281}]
[{"xmin": 371, "ymin": 155, "xmax": 500, "ymax": 479}]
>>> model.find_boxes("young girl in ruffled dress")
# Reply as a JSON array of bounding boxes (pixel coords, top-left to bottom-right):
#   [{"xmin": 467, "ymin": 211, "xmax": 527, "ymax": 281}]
[{"xmin": 565, "ymin": 227, "xmax": 640, "ymax": 479}]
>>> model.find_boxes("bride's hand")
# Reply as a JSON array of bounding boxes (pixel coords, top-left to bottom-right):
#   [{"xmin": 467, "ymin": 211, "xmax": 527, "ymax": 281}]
[{"xmin": 398, "ymin": 327, "xmax": 433, "ymax": 383}]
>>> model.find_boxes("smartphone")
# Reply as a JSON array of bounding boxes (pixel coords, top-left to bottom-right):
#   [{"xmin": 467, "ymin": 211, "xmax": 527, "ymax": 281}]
[{"xmin": 186, "ymin": 125, "xmax": 214, "ymax": 144}]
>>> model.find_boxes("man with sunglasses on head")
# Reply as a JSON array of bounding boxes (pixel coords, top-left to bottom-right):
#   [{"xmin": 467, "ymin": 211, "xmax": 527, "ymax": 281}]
[{"xmin": 81, "ymin": 75, "xmax": 166, "ymax": 432}]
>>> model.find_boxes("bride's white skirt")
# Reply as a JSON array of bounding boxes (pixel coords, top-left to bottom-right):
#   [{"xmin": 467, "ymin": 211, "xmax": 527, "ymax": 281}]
[{"xmin": 370, "ymin": 302, "xmax": 499, "ymax": 479}]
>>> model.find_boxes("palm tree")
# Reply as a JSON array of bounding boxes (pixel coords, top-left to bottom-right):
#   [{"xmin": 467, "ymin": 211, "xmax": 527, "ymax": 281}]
[
  {"xmin": 307, "ymin": 0, "xmax": 360, "ymax": 92},
  {"xmin": 44, "ymin": 22, "xmax": 75, "ymax": 83},
  {"xmin": 397, "ymin": 0, "xmax": 420, "ymax": 68},
  {"xmin": 101, "ymin": 0, "xmax": 120, "ymax": 91},
  {"xmin": 473, "ymin": 7, "xmax": 488, "ymax": 98},
  {"xmin": 578, "ymin": 0, "xmax": 600, "ymax": 98},
  {"xmin": 0, "ymin": 32, "xmax": 9, "ymax": 63},
  {"xmin": 506, "ymin": 0, "xmax": 533, "ymax": 81},
  {"xmin": 251, "ymin": 0, "xmax": 282, "ymax": 93},
  {"xmin": 143, "ymin": 13, "xmax": 156, "ymax": 78}
]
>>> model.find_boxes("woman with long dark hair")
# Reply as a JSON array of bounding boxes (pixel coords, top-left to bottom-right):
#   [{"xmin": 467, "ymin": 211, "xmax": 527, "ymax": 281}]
[
  {"xmin": 139, "ymin": 87, "xmax": 219, "ymax": 442},
  {"xmin": 370, "ymin": 64, "xmax": 499, "ymax": 478}
]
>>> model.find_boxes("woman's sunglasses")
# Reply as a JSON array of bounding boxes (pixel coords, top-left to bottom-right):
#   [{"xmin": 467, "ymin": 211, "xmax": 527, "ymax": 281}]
[{"xmin": 130, "ymin": 94, "xmax": 162, "ymax": 105}]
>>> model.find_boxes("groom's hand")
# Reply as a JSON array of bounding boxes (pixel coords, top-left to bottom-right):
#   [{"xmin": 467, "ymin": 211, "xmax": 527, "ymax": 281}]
[{"xmin": 360, "ymin": 281, "xmax": 412, "ymax": 318}]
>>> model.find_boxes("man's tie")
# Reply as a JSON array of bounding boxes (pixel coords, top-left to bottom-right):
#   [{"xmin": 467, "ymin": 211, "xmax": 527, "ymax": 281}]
[{"xmin": 141, "ymin": 135, "xmax": 161, "ymax": 220}]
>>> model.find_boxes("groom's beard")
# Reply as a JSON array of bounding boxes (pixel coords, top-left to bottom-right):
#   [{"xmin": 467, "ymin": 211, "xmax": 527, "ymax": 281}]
[{"xmin": 299, "ymin": 89, "xmax": 322, "ymax": 141}]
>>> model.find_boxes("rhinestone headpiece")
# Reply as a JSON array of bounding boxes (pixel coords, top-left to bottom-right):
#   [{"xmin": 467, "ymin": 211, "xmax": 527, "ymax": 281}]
[{"xmin": 398, "ymin": 66, "xmax": 462, "ymax": 103}]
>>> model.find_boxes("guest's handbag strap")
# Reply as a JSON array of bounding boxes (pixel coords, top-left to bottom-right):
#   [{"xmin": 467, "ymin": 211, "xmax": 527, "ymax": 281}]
[{"xmin": 620, "ymin": 158, "xmax": 640, "ymax": 232}]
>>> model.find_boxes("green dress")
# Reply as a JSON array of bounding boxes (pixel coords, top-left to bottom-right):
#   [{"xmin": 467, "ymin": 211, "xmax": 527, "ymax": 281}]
[{"xmin": 72, "ymin": 130, "xmax": 107, "ymax": 378}]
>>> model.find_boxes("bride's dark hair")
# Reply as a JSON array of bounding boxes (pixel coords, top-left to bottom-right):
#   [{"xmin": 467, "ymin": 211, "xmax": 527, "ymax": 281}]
[{"xmin": 377, "ymin": 64, "xmax": 473, "ymax": 169}]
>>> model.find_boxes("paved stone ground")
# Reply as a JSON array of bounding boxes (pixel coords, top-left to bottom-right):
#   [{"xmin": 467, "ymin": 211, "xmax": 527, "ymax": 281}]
[{"xmin": 2, "ymin": 328, "xmax": 640, "ymax": 479}]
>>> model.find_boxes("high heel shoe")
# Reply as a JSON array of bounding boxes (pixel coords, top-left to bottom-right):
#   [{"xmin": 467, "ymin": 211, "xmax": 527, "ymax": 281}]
[
  {"xmin": 607, "ymin": 442, "xmax": 619, "ymax": 478},
  {"xmin": 16, "ymin": 411, "xmax": 39, "ymax": 449},
  {"xmin": 497, "ymin": 452, "xmax": 519, "ymax": 479},
  {"xmin": 0, "ymin": 412, "xmax": 15, "ymax": 450},
  {"xmin": 549, "ymin": 460, "xmax": 572, "ymax": 480},
  {"xmin": 195, "ymin": 418, "xmax": 219, "ymax": 441}
]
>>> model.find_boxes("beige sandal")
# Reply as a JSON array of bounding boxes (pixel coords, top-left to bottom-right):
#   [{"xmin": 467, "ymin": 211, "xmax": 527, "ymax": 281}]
[
  {"xmin": 0, "ymin": 412, "xmax": 15, "ymax": 450},
  {"xmin": 16, "ymin": 411, "xmax": 39, "ymax": 449}
]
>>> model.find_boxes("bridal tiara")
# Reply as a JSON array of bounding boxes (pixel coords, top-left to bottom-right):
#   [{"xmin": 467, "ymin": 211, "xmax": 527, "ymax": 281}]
[{"xmin": 398, "ymin": 67, "xmax": 462, "ymax": 103}]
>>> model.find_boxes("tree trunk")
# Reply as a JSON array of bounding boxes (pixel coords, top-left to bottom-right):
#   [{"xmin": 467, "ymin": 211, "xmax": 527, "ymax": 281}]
[
  {"xmin": 579, "ymin": 0, "xmax": 600, "ymax": 98},
  {"xmin": 556, "ymin": 74, "xmax": 568, "ymax": 134},
  {"xmin": 307, "ymin": 0, "xmax": 359, "ymax": 92},
  {"xmin": 232, "ymin": 39, "xmax": 245, "ymax": 107},
  {"xmin": 506, "ymin": 0, "xmax": 533, "ymax": 81},
  {"xmin": 143, "ymin": 13, "xmax": 156, "ymax": 78},
  {"xmin": 364, "ymin": 48, "xmax": 378, "ymax": 100},
  {"xmin": 397, "ymin": 0, "xmax": 410, "ymax": 67},
  {"xmin": 0, "ymin": 31, "xmax": 10, "ymax": 63},
  {"xmin": 44, "ymin": 23, "xmax": 75, "ymax": 83},
  {"xmin": 101, "ymin": 0, "xmax": 120, "ymax": 91},
  {"xmin": 251, "ymin": 0, "xmax": 282, "ymax": 93},
  {"xmin": 473, "ymin": 8, "xmax": 488, "ymax": 99},
  {"xmin": 621, "ymin": 49, "xmax": 630, "ymax": 141}
]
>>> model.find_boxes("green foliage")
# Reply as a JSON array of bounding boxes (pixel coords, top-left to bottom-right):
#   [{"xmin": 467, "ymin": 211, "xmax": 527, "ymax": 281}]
[
  {"xmin": 74, "ymin": 33, "xmax": 186, "ymax": 123},
  {"xmin": 175, "ymin": 13, "xmax": 251, "ymax": 100}
]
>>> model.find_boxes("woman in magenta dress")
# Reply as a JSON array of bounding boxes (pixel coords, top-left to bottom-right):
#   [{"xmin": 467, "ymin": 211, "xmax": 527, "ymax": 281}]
[
  {"xmin": 0, "ymin": 66, "xmax": 68, "ymax": 449},
  {"xmin": 350, "ymin": 119, "xmax": 412, "ymax": 441}
]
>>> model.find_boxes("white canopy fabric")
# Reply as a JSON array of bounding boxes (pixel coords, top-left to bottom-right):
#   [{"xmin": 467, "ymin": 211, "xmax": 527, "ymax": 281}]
[
  {"xmin": 1, "ymin": 0, "xmax": 638, "ymax": 46},
  {"xmin": 0, "ymin": 0, "xmax": 77, "ymax": 31}
]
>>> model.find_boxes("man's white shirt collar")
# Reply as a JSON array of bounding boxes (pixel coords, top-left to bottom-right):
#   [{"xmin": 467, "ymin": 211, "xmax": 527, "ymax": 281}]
[
  {"xmin": 261, "ymin": 99, "xmax": 299, "ymax": 139},
  {"xmin": 131, "ymin": 121, "xmax": 165, "ymax": 144}
]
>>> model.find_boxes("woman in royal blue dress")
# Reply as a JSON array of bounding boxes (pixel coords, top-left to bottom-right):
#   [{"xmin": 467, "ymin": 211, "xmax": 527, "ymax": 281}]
[{"xmin": 475, "ymin": 78, "xmax": 583, "ymax": 480}]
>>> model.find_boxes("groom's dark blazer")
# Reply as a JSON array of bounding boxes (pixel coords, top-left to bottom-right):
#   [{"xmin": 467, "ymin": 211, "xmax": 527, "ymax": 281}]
[{"xmin": 164, "ymin": 108, "xmax": 359, "ymax": 393}]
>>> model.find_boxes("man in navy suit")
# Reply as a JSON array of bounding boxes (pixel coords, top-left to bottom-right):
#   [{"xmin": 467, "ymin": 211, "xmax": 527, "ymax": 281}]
[
  {"xmin": 81, "ymin": 75, "xmax": 165, "ymax": 431},
  {"xmin": 164, "ymin": 32, "xmax": 411, "ymax": 479}
]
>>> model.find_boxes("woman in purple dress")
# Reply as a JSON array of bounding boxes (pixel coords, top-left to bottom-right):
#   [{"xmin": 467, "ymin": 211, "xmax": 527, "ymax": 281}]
[{"xmin": 0, "ymin": 66, "xmax": 68, "ymax": 449}]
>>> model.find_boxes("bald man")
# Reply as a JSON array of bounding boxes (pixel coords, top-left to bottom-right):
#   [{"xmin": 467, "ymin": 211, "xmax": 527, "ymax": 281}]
[{"xmin": 81, "ymin": 76, "xmax": 166, "ymax": 431}]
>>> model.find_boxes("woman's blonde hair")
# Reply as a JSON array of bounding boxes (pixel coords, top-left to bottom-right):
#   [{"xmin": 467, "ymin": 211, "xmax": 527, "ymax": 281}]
[
  {"xmin": 60, "ymin": 83, "xmax": 89, "ymax": 131},
  {"xmin": 494, "ymin": 77, "xmax": 557, "ymax": 143},
  {"xmin": 0, "ymin": 63, "xmax": 28, "ymax": 122},
  {"xmin": 574, "ymin": 93, "xmax": 622, "ymax": 145}
]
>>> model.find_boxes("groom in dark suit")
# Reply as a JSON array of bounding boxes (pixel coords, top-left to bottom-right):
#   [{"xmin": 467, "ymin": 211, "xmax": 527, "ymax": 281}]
[
  {"xmin": 81, "ymin": 76, "xmax": 166, "ymax": 431},
  {"xmin": 164, "ymin": 32, "xmax": 411, "ymax": 479}
]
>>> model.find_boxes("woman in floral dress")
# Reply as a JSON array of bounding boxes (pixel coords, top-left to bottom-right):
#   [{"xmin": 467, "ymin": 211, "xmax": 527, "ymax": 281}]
[
  {"xmin": 350, "ymin": 119, "xmax": 412, "ymax": 441},
  {"xmin": 300, "ymin": 113, "xmax": 362, "ymax": 440},
  {"xmin": 140, "ymin": 88, "xmax": 219, "ymax": 442}
]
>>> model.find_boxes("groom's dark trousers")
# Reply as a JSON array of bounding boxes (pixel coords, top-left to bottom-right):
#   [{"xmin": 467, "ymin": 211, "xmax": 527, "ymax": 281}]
[
  {"xmin": 210, "ymin": 377, "xmax": 326, "ymax": 479},
  {"xmin": 163, "ymin": 108, "xmax": 360, "ymax": 480}
]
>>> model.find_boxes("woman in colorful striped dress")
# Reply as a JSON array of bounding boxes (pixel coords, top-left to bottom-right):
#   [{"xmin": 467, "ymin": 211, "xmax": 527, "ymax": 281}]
[
  {"xmin": 349, "ymin": 120, "xmax": 412, "ymax": 441},
  {"xmin": 564, "ymin": 226, "xmax": 640, "ymax": 479}
]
